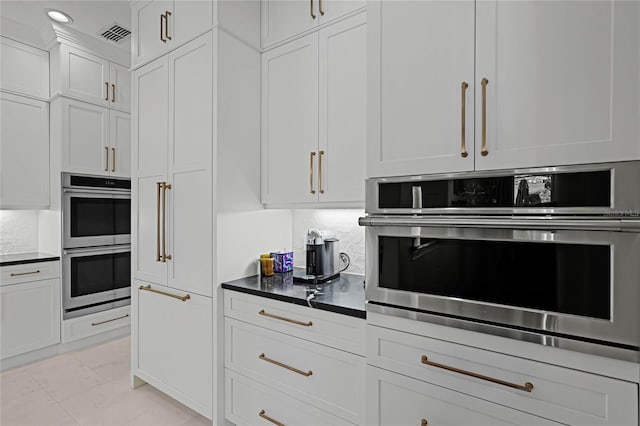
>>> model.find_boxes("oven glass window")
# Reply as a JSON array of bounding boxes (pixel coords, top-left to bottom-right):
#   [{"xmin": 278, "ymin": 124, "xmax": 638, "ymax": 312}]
[
  {"xmin": 70, "ymin": 252, "xmax": 131, "ymax": 297},
  {"xmin": 379, "ymin": 237, "xmax": 611, "ymax": 319},
  {"xmin": 70, "ymin": 197, "xmax": 131, "ymax": 237}
]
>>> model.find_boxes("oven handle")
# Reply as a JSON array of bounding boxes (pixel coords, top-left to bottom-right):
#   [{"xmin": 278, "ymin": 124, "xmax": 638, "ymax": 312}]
[
  {"xmin": 64, "ymin": 245, "xmax": 131, "ymax": 255},
  {"xmin": 63, "ymin": 188, "xmax": 131, "ymax": 196},
  {"xmin": 358, "ymin": 216, "xmax": 640, "ymax": 232}
]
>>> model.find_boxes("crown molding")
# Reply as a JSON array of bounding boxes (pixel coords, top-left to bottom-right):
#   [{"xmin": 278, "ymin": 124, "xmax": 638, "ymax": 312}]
[
  {"xmin": 45, "ymin": 22, "xmax": 130, "ymax": 67},
  {"xmin": 0, "ymin": 16, "xmax": 48, "ymax": 49}
]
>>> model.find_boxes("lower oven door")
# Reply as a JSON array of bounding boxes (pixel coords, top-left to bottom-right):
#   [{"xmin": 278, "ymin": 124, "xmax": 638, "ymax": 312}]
[
  {"xmin": 362, "ymin": 217, "xmax": 640, "ymax": 351},
  {"xmin": 62, "ymin": 245, "xmax": 131, "ymax": 315}
]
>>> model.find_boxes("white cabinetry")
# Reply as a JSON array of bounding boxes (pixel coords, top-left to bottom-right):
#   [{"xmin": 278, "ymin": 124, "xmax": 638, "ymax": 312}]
[
  {"xmin": 224, "ymin": 290, "xmax": 366, "ymax": 426},
  {"xmin": 52, "ymin": 45, "xmax": 130, "ymax": 112},
  {"xmin": 55, "ymin": 98, "xmax": 131, "ymax": 177},
  {"xmin": 261, "ymin": 0, "xmax": 365, "ymax": 48},
  {"xmin": 133, "ymin": 280, "xmax": 212, "ymax": 416},
  {"xmin": 0, "ymin": 261, "xmax": 60, "ymax": 360},
  {"xmin": 368, "ymin": 0, "xmax": 640, "ymax": 177},
  {"xmin": 367, "ymin": 313, "xmax": 639, "ymax": 426},
  {"xmin": 0, "ymin": 93, "xmax": 49, "ymax": 208},
  {"xmin": 132, "ymin": 33, "xmax": 212, "ymax": 297},
  {"xmin": 0, "ymin": 37, "xmax": 49, "ymax": 100},
  {"xmin": 261, "ymin": 12, "xmax": 366, "ymax": 206}
]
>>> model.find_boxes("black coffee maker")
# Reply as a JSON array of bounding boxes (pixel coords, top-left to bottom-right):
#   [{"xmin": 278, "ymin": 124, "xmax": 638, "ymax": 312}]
[{"xmin": 294, "ymin": 229, "xmax": 341, "ymax": 283}]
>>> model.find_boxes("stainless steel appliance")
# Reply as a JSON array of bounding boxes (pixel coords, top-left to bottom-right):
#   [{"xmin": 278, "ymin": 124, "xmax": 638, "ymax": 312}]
[
  {"xmin": 360, "ymin": 161, "xmax": 640, "ymax": 361},
  {"xmin": 62, "ymin": 173, "xmax": 131, "ymax": 248},
  {"xmin": 62, "ymin": 245, "xmax": 131, "ymax": 319},
  {"xmin": 294, "ymin": 229, "xmax": 348, "ymax": 284},
  {"xmin": 62, "ymin": 173, "xmax": 132, "ymax": 319}
]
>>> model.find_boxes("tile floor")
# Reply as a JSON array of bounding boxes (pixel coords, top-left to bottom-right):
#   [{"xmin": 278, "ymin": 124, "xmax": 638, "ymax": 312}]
[{"xmin": 0, "ymin": 336, "xmax": 211, "ymax": 426}]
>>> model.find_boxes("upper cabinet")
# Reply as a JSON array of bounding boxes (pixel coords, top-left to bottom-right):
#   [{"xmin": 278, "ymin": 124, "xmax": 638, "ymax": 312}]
[
  {"xmin": 368, "ymin": 0, "xmax": 640, "ymax": 178},
  {"xmin": 131, "ymin": 0, "xmax": 212, "ymax": 68},
  {"xmin": 0, "ymin": 37, "xmax": 49, "ymax": 100},
  {"xmin": 54, "ymin": 98, "xmax": 131, "ymax": 177},
  {"xmin": 0, "ymin": 93, "xmax": 49, "ymax": 208},
  {"xmin": 261, "ymin": 12, "xmax": 366, "ymax": 206},
  {"xmin": 51, "ymin": 45, "xmax": 130, "ymax": 112},
  {"xmin": 261, "ymin": 0, "xmax": 365, "ymax": 48}
]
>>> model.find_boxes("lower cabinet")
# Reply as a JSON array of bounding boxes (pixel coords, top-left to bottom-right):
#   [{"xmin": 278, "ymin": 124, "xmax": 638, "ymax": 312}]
[
  {"xmin": 367, "ymin": 366, "xmax": 560, "ymax": 426},
  {"xmin": 224, "ymin": 290, "xmax": 366, "ymax": 425},
  {"xmin": 133, "ymin": 281, "xmax": 212, "ymax": 418},
  {"xmin": 0, "ymin": 262, "xmax": 60, "ymax": 360}
]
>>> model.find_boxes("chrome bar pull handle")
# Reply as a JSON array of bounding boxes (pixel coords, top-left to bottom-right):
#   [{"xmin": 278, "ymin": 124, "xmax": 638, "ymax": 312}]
[
  {"xmin": 461, "ymin": 81, "xmax": 469, "ymax": 158},
  {"xmin": 481, "ymin": 77, "xmax": 489, "ymax": 156},
  {"xmin": 421, "ymin": 355, "xmax": 533, "ymax": 392}
]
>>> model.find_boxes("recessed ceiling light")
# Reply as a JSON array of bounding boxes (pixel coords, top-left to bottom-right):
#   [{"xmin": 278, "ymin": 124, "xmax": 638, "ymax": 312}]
[{"xmin": 47, "ymin": 10, "xmax": 73, "ymax": 24}]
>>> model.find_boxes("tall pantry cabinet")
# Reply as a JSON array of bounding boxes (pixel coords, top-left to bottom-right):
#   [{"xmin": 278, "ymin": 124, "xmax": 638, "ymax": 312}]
[{"xmin": 130, "ymin": 0, "xmax": 261, "ymax": 420}]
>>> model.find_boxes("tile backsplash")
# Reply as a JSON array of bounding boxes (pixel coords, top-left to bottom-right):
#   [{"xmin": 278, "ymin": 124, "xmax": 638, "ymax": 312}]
[
  {"xmin": 0, "ymin": 210, "xmax": 39, "ymax": 254},
  {"xmin": 292, "ymin": 209, "xmax": 365, "ymax": 275}
]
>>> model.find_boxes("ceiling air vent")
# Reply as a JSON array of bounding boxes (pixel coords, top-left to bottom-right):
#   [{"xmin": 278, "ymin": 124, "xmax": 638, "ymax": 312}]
[{"xmin": 99, "ymin": 23, "xmax": 131, "ymax": 43}]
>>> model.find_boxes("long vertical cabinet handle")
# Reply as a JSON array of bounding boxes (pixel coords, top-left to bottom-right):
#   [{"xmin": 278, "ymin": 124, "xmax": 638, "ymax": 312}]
[
  {"xmin": 105, "ymin": 82, "xmax": 109, "ymax": 101},
  {"xmin": 112, "ymin": 84, "xmax": 116, "ymax": 103},
  {"xmin": 309, "ymin": 152, "xmax": 316, "ymax": 194},
  {"xmin": 460, "ymin": 82, "xmax": 469, "ymax": 158},
  {"xmin": 164, "ymin": 12, "xmax": 172, "ymax": 40},
  {"xmin": 319, "ymin": 0, "xmax": 325, "ymax": 16},
  {"xmin": 156, "ymin": 182, "xmax": 162, "ymax": 261},
  {"xmin": 310, "ymin": 0, "xmax": 316, "ymax": 19},
  {"xmin": 160, "ymin": 14, "xmax": 166, "ymax": 42},
  {"xmin": 481, "ymin": 77, "xmax": 489, "ymax": 156},
  {"xmin": 318, "ymin": 150, "xmax": 325, "ymax": 194},
  {"xmin": 111, "ymin": 148, "xmax": 116, "ymax": 172},
  {"xmin": 104, "ymin": 147, "xmax": 109, "ymax": 171},
  {"xmin": 162, "ymin": 182, "xmax": 172, "ymax": 262}
]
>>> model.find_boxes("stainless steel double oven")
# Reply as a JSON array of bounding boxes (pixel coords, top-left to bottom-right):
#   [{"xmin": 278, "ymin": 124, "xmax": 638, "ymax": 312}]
[
  {"xmin": 62, "ymin": 173, "xmax": 131, "ymax": 319},
  {"xmin": 361, "ymin": 161, "xmax": 640, "ymax": 361}
]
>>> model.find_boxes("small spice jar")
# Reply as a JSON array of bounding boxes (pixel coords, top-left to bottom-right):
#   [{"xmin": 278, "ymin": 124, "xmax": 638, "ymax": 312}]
[{"xmin": 259, "ymin": 253, "xmax": 275, "ymax": 277}]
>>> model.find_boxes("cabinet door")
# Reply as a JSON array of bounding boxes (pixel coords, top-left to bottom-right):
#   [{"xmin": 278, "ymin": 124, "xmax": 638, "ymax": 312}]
[
  {"xmin": 171, "ymin": 0, "xmax": 213, "ymax": 46},
  {"xmin": 261, "ymin": 0, "xmax": 319, "ymax": 48},
  {"xmin": 109, "ymin": 111, "xmax": 131, "ymax": 178},
  {"xmin": 131, "ymin": 0, "xmax": 171, "ymax": 67},
  {"xmin": 368, "ymin": 0, "xmax": 475, "ymax": 178},
  {"xmin": 0, "ymin": 93, "xmax": 49, "ymax": 208},
  {"xmin": 0, "ymin": 37, "xmax": 49, "ymax": 99},
  {"xmin": 109, "ymin": 62, "xmax": 131, "ymax": 113},
  {"xmin": 367, "ymin": 366, "xmax": 560, "ymax": 426},
  {"xmin": 476, "ymin": 0, "xmax": 640, "ymax": 170},
  {"xmin": 166, "ymin": 33, "xmax": 213, "ymax": 297},
  {"xmin": 318, "ymin": 0, "xmax": 366, "ymax": 25},
  {"xmin": 60, "ymin": 45, "xmax": 110, "ymax": 107},
  {"xmin": 261, "ymin": 33, "xmax": 319, "ymax": 205},
  {"xmin": 1, "ymin": 279, "xmax": 61, "ymax": 359},
  {"xmin": 135, "ymin": 281, "xmax": 212, "ymax": 417},
  {"xmin": 318, "ymin": 13, "xmax": 366, "ymax": 203},
  {"xmin": 61, "ymin": 98, "xmax": 110, "ymax": 176},
  {"xmin": 132, "ymin": 56, "xmax": 169, "ymax": 285}
]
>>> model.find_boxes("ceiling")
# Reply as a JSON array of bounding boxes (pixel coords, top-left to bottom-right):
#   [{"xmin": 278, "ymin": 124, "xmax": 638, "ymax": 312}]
[{"xmin": 0, "ymin": 0, "xmax": 131, "ymax": 47}]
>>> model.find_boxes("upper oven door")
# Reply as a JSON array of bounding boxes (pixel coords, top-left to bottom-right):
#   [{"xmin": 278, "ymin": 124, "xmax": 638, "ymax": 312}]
[
  {"xmin": 63, "ymin": 188, "xmax": 131, "ymax": 248},
  {"xmin": 362, "ymin": 217, "xmax": 640, "ymax": 350}
]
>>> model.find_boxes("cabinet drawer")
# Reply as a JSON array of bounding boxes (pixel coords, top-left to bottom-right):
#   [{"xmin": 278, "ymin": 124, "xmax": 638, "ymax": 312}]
[
  {"xmin": 368, "ymin": 325, "xmax": 639, "ymax": 426},
  {"xmin": 224, "ymin": 290, "xmax": 365, "ymax": 355},
  {"xmin": 61, "ymin": 306, "xmax": 130, "ymax": 343},
  {"xmin": 225, "ymin": 317, "xmax": 365, "ymax": 424},
  {"xmin": 367, "ymin": 366, "xmax": 560, "ymax": 426},
  {"xmin": 1, "ymin": 261, "xmax": 59, "ymax": 286},
  {"xmin": 225, "ymin": 369, "xmax": 354, "ymax": 426}
]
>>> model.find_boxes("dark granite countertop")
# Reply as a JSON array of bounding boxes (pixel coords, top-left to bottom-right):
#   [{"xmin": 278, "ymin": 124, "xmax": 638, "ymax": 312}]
[
  {"xmin": 222, "ymin": 268, "xmax": 366, "ymax": 319},
  {"xmin": 0, "ymin": 252, "xmax": 60, "ymax": 267}
]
